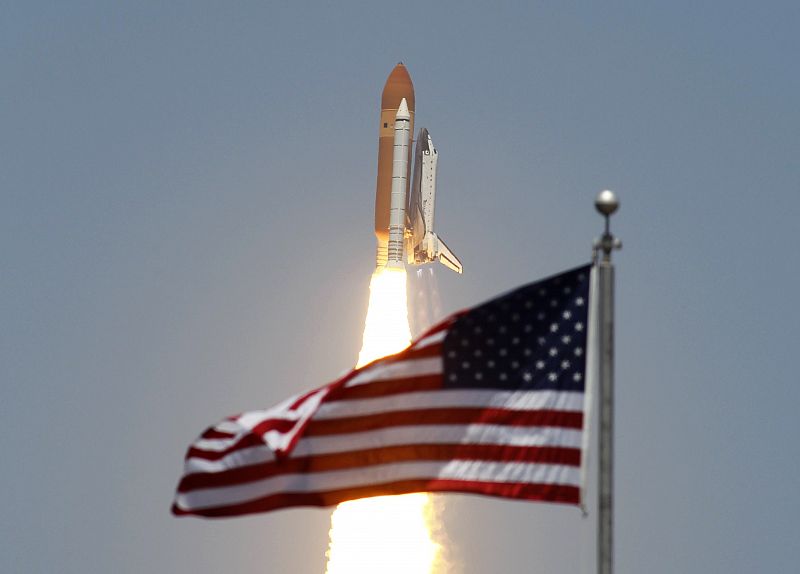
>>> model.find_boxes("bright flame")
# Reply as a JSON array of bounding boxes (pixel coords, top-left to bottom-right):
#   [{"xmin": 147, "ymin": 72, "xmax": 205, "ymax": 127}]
[
  {"xmin": 356, "ymin": 266, "xmax": 412, "ymax": 369},
  {"xmin": 326, "ymin": 493, "xmax": 439, "ymax": 574},
  {"xmin": 325, "ymin": 266, "xmax": 442, "ymax": 574}
]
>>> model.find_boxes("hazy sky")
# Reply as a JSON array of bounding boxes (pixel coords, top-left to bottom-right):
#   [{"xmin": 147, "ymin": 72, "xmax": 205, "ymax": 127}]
[{"xmin": 3, "ymin": 2, "xmax": 799, "ymax": 573}]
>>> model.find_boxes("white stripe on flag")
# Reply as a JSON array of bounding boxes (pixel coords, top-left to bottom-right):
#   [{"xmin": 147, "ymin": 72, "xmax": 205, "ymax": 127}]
[
  {"xmin": 185, "ymin": 448, "xmax": 275, "ymax": 474},
  {"xmin": 411, "ymin": 329, "xmax": 447, "ymax": 349},
  {"xmin": 192, "ymin": 436, "xmax": 244, "ymax": 452},
  {"xmin": 316, "ymin": 389, "xmax": 583, "ymax": 420}
]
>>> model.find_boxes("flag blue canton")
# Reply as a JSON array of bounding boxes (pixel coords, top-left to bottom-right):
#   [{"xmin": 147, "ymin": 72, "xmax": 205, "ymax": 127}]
[{"xmin": 443, "ymin": 265, "xmax": 591, "ymax": 392}]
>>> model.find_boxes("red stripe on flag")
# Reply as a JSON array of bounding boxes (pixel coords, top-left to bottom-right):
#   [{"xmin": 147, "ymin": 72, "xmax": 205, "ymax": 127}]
[
  {"xmin": 200, "ymin": 428, "xmax": 236, "ymax": 440},
  {"xmin": 250, "ymin": 418, "xmax": 300, "ymax": 436},
  {"xmin": 178, "ymin": 444, "xmax": 581, "ymax": 492},
  {"xmin": 330, "ymin": 375, "xmax": 443, "ymax": 400},
  {"xmin": 392, "ymin": 343, "xmax": 444, "ymax": 361}
]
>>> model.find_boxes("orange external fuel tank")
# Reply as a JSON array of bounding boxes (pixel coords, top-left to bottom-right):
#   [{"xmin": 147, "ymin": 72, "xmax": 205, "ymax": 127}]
[{"xmin": 374, "ymin": 63, "xmax": 415, "ymax": 267}]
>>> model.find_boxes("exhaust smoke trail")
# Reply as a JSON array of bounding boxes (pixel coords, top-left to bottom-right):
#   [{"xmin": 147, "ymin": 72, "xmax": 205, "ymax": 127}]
[
  {"xmin": 325, "ymin": 266, "xmax": 443, "ymax": 574},
  {"xmin": 409, "ymin": 266, "xmax": 443, "ymax": 338}
]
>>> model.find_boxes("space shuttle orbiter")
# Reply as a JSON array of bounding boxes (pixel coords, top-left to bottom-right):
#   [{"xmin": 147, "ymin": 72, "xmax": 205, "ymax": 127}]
[
  {"xmin": 374, "ymin": 63, "xmax": 462, "ymax": 274},
  {"xmin": 405, "ymin": 128, "xmax": 462, "ymax": 273}
]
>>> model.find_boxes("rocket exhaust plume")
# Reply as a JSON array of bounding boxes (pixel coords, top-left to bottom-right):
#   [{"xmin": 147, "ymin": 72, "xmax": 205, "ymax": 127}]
[
  {"xmin": 325, "ymin": 63, "xmax": 461, "ymax": 574},
  {"xmin": 325, "ymin": 267, "xmax": 442, "ymax": 574}
]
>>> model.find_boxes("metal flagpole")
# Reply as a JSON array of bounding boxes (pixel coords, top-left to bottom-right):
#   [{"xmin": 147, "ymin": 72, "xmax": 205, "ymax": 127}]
[{"xmin": 593, "ymin": 190, "xmax": 621, "ymax": 574}]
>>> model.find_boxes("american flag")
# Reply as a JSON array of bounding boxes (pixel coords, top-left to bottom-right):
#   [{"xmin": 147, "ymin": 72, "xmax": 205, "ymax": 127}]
[{"xmin": 172, "ymin": 264, "xmax": 593, "ymax": 518}]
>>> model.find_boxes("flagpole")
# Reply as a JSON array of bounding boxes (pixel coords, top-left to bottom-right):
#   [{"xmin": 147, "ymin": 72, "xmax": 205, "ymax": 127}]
[{"xmin": 594, "ymin": 190, "xmax": 621, "ymax": 574}]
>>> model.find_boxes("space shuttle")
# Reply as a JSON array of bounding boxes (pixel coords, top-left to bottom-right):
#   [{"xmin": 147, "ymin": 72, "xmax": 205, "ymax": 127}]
[{"xmin": 374, "ymin": 64, "xmax": 463, "ymax": 274}]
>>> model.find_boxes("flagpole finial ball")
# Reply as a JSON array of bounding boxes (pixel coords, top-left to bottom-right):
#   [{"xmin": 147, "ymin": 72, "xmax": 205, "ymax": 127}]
[{"xmin": 595, "ymin": 190, "xmax": 619, "ymax": 217}]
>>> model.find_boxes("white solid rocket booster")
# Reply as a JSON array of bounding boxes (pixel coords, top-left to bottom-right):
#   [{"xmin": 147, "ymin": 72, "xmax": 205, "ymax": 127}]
[{"xmin": 386, "ymin": 98, "xmax": 411, "ymax": 266}]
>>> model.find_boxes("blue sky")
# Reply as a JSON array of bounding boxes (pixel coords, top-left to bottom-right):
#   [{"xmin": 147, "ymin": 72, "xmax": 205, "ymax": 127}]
[{"xmin": 3, "ymin": 2, "xmax": 799, "ymax": 572}]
